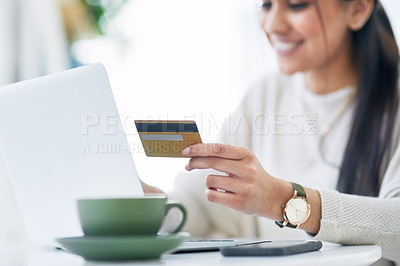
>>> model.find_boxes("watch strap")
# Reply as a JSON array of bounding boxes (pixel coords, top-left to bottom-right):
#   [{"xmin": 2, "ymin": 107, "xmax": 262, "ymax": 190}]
[
  {"xmin": 292, "ymin": 182, "xmax": 307, "ymax": 198},
  {"xmin": 275, "ymin": 220, "xmax": 297, "ymax": 228}
]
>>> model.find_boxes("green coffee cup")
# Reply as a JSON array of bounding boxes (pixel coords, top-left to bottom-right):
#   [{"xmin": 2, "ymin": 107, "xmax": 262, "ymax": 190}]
[{"xmin": 77, "ymin": 195, "xmax": 187, "ymax": 236}]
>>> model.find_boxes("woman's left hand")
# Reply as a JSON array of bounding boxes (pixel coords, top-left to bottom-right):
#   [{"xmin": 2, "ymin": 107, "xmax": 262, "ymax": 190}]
[{"xmin": 182, "ymin": 143, "xmax": 292, "ymax": 220}]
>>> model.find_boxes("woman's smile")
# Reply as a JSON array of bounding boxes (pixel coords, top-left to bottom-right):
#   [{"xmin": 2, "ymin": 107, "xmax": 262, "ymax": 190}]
[{"xmin": 270, "ymin": 36, "xmax": 305, "ymax": 55}]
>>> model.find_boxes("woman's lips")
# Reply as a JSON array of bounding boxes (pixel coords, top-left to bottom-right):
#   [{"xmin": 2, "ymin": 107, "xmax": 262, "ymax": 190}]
[{"xmin": 271, "ymin": 39, "xmax": 304, "ymax": 55}]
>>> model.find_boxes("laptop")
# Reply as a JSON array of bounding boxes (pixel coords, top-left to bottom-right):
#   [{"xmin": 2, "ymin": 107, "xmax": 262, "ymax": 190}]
[
  {"xmin": 0, "ymin": 64, "xmax": 144, "ymax": 247},
  {"xmin": 0, "ymin": 64, "xmax": 262, "ymax": 252}
]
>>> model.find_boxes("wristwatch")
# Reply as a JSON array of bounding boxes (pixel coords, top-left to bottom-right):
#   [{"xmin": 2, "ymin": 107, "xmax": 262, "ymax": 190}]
[{"xmin": 275, "ymin": 182, "xmax": 310, "ymax": 229}]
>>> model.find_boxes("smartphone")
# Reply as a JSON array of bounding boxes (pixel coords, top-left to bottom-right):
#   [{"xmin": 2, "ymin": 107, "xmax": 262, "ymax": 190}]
[{"xmin": 220, "ymin": 240, "xmax": 322, "ymax": 256}]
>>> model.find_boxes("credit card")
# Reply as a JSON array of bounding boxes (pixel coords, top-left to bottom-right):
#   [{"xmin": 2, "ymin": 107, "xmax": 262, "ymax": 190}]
[{"xmin": 135, "ymin": 120, "xmax": 202, "ymax": 157}]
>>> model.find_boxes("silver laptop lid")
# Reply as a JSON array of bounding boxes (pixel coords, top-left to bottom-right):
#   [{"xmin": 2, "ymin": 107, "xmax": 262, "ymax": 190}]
[{"xmin": 0, "ymin": 64, "xmax": 143, "ymax": 246}]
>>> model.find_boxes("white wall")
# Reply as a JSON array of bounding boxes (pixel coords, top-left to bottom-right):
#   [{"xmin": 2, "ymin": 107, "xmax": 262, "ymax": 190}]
[{"xmin": 0, "ymin": 0, "xmax": 69, "ymax": 86}]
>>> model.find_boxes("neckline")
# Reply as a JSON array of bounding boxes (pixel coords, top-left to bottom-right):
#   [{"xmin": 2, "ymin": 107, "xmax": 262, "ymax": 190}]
[
  {"xmin": 293, "ymin": 73, "xmax": 356, "ymax": 114},
  {"xmin": 302, "ymin": 82, "xmax": 355, "ymax": 103},
  {"xmin": 293, "ymin": 72, "xmax": 356, "ymax": 101}
]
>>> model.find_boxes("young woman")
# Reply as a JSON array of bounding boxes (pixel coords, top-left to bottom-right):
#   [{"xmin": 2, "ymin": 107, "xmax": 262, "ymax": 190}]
[{"xmin": 142, "ymin": 0, "xmax": 400, "ymax": 263}]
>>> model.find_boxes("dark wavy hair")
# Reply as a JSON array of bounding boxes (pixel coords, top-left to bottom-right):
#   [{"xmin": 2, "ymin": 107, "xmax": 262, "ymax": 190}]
[{"xmin": 316, "ymin": 0, "xmax": 400, "ymax": 196}]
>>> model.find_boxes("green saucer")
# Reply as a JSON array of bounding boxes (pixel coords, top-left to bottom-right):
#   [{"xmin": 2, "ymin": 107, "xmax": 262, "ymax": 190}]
[{"xmin": 56, "ymin": 232, "xmax": 190, "ymax": 261}]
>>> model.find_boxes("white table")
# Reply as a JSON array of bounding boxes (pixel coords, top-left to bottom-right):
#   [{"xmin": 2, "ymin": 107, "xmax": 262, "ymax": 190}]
[{"xmin": 0, "ymin": 242, "xmax": 381, "ymax": 266}]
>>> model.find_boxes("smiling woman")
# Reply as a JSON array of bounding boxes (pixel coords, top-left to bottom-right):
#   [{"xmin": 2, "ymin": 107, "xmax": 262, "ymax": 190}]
[
  {"xmin": 260, "ymin": 0, "xmax": 360, "ymax": 91},
  {"xmin": 262, "ymin": 0, "xmax": 400, "ymax": 199},
  {"xmin": 141, "ymin": 0, "xmax": 400, "ymax": 264}
]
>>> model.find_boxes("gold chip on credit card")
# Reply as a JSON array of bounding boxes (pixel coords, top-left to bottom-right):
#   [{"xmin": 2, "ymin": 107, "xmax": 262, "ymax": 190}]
[{"xmin": 135, "ymin": 120, "xmax": 202, "ymax": 157}]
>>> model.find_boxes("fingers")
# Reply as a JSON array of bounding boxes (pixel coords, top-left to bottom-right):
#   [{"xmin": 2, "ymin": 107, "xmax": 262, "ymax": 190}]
[
  {"xmin": 182, "ymin": 143, "xmax": 250, "ymax": 160},
  {"xmin": 141, "ymin": 181, "xmax": 165, "ymax": 194},
  {"xmin": 204, "ymin": 188, "xmax": 245, "ymax": 212},
  {"xmin": 185, "ymin": 156, "xmax": 249, "ymax": 177},
  {"xmin": 183, "ymin": 143, "xmax": 255, "ymax": 176},
  {"xmin": 205, "ymin": 174, "xmax": 244, "ymax": 194}
]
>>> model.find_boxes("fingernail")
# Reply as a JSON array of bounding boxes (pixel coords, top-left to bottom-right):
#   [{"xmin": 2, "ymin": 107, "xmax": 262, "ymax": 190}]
[
  {"xmin": 185, "ymin": 164, "xmax": 191, "ymax": 171},
  {"xmin": 182, "ymin": 147, "xmax": 190, "ymax": 156}
]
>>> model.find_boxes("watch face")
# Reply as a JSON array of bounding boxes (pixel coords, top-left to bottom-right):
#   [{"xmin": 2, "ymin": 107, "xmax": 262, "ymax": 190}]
[{"xmin": 285, "ymin": 198, "xmax": 310, "ymax": 225}]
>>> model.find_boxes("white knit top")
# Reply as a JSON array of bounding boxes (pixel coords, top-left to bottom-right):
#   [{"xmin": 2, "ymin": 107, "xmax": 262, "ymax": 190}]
[{"xmin": 168, "ymin": 73, "xmax": 400, "ymax": 264}]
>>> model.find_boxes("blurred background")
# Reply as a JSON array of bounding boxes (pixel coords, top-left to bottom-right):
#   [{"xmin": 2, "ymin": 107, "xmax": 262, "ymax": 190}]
[{"xmin": 1, "ymin": 0, "xmax": 399, "ymax": 193}]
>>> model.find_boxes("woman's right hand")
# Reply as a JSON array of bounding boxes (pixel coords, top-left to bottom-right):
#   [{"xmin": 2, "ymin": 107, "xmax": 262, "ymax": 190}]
[{"xmin": 141, "ymin": 180, "xmax": 164, "ymax": 194}]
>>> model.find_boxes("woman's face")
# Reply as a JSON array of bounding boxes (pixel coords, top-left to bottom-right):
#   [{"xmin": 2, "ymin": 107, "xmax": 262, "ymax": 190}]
[{"xmin": 259, "ymin": 0, "xmax": 352, "ymax": 75}]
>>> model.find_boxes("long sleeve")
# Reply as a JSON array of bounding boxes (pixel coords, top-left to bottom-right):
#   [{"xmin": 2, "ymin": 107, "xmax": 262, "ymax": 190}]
[
  {"xmin": 314, "ymin": 138, "xmax": 400, "ymax": 263},
  {"xmin": 315, "ymin": 189, "xmax": 400, "ymax": 263}
]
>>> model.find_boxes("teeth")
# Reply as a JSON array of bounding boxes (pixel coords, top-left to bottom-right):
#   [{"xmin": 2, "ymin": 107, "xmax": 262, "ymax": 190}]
[{"xmin": 274, "ymin": 41, "xmax": 298, "ymax": 51}]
